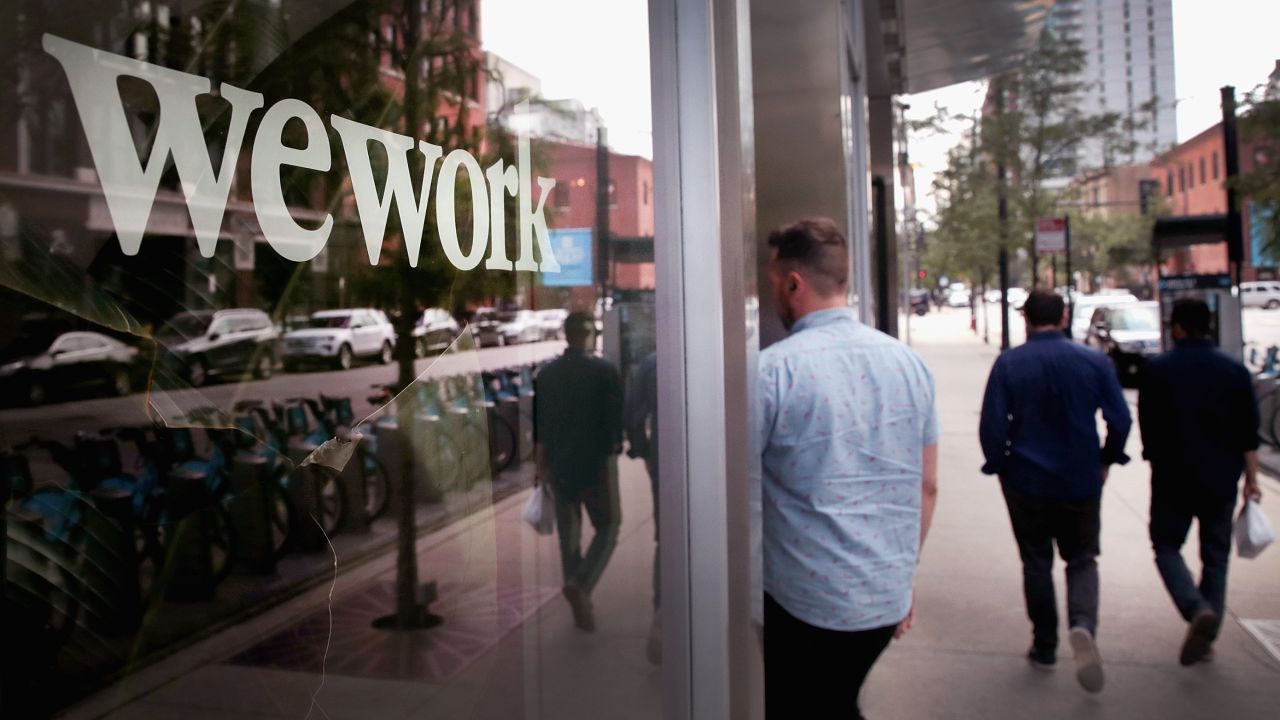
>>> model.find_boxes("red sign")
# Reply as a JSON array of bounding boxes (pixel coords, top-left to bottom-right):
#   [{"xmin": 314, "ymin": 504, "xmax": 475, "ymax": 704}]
[{"xmin": 1035, "ymin": 217, "xmax": 1067, "ymax": 255}]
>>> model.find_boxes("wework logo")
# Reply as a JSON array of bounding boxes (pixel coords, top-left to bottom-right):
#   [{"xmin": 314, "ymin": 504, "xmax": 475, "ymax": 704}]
[{"xmin": 42, "ymin": 34, "xmax": 560, "ymax": 273}]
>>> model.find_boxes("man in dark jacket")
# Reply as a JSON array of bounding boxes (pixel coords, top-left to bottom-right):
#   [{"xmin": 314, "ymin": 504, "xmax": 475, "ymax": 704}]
[
  {"xmin": 1139, "ymin": 298, "xmax": 1263, "ymax": 665},
  {"xmin": 979, "ymin": 289, "xmax": 1131, "ymax": 694},
  {"xmin": 535, "ymin": 311, "xmax": 622, "ymax": 632}
]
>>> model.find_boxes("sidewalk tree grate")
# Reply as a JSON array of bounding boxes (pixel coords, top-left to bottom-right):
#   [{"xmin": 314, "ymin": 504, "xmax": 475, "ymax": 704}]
[{"xmin": 1240, "ymin": 619, "xmax": 1280, "ymax": 665}]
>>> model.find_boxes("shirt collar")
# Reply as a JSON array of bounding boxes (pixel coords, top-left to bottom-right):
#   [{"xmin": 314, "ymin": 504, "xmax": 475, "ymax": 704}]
[
  {"xmin": 1027, "ymin": 329, "xmax": 1067, "ymax": 342},
  {"xmin": 791, "ymin": 306, "xmax": 857, "ymax": 334},
  {"xmin": 1174, "ymin": 337, "xmax": 1214, "ymax": 349}
]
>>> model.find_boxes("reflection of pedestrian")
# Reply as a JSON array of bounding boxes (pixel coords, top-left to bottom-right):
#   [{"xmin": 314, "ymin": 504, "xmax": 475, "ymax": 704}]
[
  {"xmin": 759, "ymin": 218, "xmax": 939, "ymax": 720},
  {"xmin": 979, "ymin": 289, "xmax": 1131, "ymax": 693},
  {"xmin": 534, "ymin": 311, "xmax": 622, "ymax": 633},
  {"xmin": 1139, "ymin": 298, "xmax": 1263, "ymax": 665},
  {"xmin": 624, "ymin": 350, "xmax": 660, "ymax": 663}
]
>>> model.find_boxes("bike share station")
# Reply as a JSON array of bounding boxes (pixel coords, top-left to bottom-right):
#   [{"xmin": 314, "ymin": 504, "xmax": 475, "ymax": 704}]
[{"xmin": 1151, "ymin": 214, "xmax": 1244, "ymax": 360}]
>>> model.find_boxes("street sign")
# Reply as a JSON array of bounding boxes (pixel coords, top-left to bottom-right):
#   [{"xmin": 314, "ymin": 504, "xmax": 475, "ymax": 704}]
[{"xmin": 1035, "ymin": 217, "xmax": 1067, "ymax": 255}]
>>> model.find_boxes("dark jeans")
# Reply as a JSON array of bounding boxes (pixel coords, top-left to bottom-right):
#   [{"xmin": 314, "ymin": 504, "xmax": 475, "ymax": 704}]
[
  {"xmin": 764, "ymin": 593, "xmax": 896, "ymax": 720},
  {"xmin": 1001, "ymin": 484, "xmax": 1101, "ymax": 652},
  {"xmin": 1150, "ymin": 487, "xmax": 1236, "ymax": 637},
  {"xmin": 645, "ymin": 455, "xmax": 660, "ymax": 610},
  {"xmin": 553, "ymin": 459, "xmax": 621, "ymax": 595}
]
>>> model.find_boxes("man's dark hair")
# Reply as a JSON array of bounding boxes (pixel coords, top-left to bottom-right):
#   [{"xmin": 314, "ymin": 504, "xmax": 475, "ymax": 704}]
[
  {"xmin": 564, "ymin": 311, "xmax": 595, "ymax": 344},
  {"xmin": 1023, "ymin": 289, "xmax": 1066, "ymax": 327},
  {"xmin": 1170, "ymin": 298, "xmax": 1211, "ymax": 338},
  {"xmin": 767, "ymin": 218, "xmax": 849, "ymax": 297}
]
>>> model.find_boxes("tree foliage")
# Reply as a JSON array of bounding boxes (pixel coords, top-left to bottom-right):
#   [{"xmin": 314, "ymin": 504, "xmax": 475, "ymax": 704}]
[
  {"xmin": 924, "ymin": 26, "xmax": 1158, "ymax": 289},
  {"xmin": 1238, "ymin": 86, "xmax": 1280, "ymax": 264}
]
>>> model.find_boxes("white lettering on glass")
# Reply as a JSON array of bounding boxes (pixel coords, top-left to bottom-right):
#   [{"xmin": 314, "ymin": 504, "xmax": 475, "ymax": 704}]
[
  {"xmin": 42, "ymin": 34, "xmax": 559, "ymax": 273},
  {"xmin": 43, "ymin": 34, "xmax": 263, "ymax": 257},
  {"xmin": 251, "ymin": 99, "xmax": 334, "ymax": 261},
  {"xmin": 330, "ymin": 116, "xmax": 443, "ymax": 267}
]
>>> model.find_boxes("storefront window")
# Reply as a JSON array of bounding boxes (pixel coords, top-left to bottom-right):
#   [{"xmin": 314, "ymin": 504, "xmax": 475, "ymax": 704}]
[{"xmin": 0, "ymin": 2, "xmax": 661, "ymax": 717}]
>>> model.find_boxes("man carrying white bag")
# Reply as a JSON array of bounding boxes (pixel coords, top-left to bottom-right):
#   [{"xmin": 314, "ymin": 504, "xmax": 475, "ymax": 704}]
[
  {"xmin": 1138, "ymin": 299, "xmax": 1266, "ymax": 667},
  {"xmin": 1236, "ymin": 498, "xmax": 1275, "ymax": 559}
]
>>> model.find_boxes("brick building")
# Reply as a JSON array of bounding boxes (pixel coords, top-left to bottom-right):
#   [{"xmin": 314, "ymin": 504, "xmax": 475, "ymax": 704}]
[{"xmin": 1150, "ymin": 119, "xmax": 1274, "ymax": 279}]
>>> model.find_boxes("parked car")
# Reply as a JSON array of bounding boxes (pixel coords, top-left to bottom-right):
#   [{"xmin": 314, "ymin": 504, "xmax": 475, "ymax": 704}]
[
  {"xmin": 0, "ymin": 330, "xmax": 139, "ymax": 405},
  {"xmin": 498, "ymin": 310, "xmax": 543, "ymax": 345},
  {"xmin": 282, "ymin": 309, "xmax": 395, "ymax": 371},
  {"xmin": 157, "ymin": 308, "xmax": 279, "ymax": 387},
  {"xmin": 908, "ymin": 289, "xmax": 931, "ymax": 316},
  {"xmin": 1007, "ymin": 287, "xmax": 1029, "ymax": 310},
  {"xmin": 1084, "ymin": 301, "xmax": 1162, "ymax": 385},
  {"xmin": 946, "ymin": 283, "xmax": 971, "ymax": 308},
  {"xmin": 536, "ymin": 308, "xmax": 569, "ymax": 339},
  {"xmin": 1069, "ymin": 292, "xmax": 1137, "ymax": 342},
  {"xmin": 467, "ymin": 307, "xmax": 506, "ymax": 348},
  {"xmin": 1241, "ymin": 281, "xmax": 1280, "ymax": 309},
  {"xmin": 412, "ymin": 308, "xmax": 460, "ymax": 356}
]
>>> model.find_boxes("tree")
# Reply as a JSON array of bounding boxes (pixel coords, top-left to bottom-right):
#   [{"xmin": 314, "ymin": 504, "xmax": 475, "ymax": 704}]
[{"xmin": 1237, "ymin": 86, "xmax": 1280, "ymax": 264}]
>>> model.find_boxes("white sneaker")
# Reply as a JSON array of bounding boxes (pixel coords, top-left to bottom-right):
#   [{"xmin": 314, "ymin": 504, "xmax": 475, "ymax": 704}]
[{"xmin": 1069, "ymin": 627, "xmax": 1105, "ymax": 693}]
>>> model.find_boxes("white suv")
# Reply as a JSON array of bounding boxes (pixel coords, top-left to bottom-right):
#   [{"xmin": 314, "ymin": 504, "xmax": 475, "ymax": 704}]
[
  {"xmin": 282, "ymin": 309, "xmax": 396, "ymax": 370},
  {"xmin": 1241, "ymin": 281, "xmax": 1280, "ymax": 309}
]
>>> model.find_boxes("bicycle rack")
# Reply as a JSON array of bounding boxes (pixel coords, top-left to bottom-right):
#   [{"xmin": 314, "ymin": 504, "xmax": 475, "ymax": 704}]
[{"xmin": 224, "ymin": 420, "xmax": 278, "ymax": 575}]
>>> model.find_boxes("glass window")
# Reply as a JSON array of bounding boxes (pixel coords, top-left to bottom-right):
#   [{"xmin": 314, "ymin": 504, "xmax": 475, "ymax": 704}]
[{"xmin": 1, "ymin": 3, "xmax": 662, "ymax": 718}]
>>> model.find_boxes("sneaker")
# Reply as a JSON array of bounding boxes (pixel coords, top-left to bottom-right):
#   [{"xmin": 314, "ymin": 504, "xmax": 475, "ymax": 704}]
[
  {"xmin": 563, "ymin": 584, "xmax": 595, "ymax": 633},
  {"xmin": 1027, "ymin": 645, "xmax": 1056, "ymax": 671},
  {"xmin": 646, "ymin": 610, "xmax": 662, "ymax": 665},
  {"xmin": 1180, "ymin": 608, "xmax": 1217, "ymax": 666},
  {"xmin": 1068, "ymin": 627, "xmax": 1105, "ymax": 693}
]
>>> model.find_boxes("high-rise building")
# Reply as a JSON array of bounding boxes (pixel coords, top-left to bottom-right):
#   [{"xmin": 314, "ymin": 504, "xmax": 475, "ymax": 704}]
[{"xmin": 1047, "ymin": 0, "xmax": 1177, "ymax": 166}]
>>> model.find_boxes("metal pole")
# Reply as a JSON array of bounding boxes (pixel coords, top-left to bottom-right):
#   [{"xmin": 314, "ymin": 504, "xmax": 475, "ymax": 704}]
[
  {"xmin": 995, "ymin": 77, "xmax": 1011, "ymax": 351},
  {"xmin": 1064, "ymin": 214, "xmax": 1074, "ymax": 338}
]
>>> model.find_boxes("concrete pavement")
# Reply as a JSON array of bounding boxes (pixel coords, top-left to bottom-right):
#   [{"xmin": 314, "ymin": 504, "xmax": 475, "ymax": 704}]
[{"xmin": 868, "ymin": 307, "xmax": 1280, "ymax": 718}]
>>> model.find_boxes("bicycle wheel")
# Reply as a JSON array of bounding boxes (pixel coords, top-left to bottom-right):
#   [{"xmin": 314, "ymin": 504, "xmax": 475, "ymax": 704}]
[
  {"xmin": 517, "ymin": 409, "xmax": 535, "ymax": 462},
  {"xmin": 318, "ymin": 470, "xmax": 346, "ymax": 536},
  {"xmin": 207, "ymin": 503, "xmax": 238, "ymax": 586},
  {"xmin": 265, "ymin": 477, "xmax": 294, "ymax": 560},
  {"xmin": 1257, "ymin": 380, "xmax": 1279, "ymax": 446},
  {"xmin": 361, "ymin": 450, "xmax": 391, "ymax": 520},
  {"xmin": 488, "ymin": 413, "xmax": 517, "ymax": 476},
  {"xmin": 427, "ymin": 431, "xmax": 464, "ymax": 495}
]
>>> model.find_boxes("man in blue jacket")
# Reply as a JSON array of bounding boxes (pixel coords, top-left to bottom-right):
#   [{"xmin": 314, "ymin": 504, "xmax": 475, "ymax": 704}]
[
  {"xmin": 1139, "ymin": 298, "xmax": 1262, "ymax": 665},
  {"xmin": 979, "ymin": 289, "xmax": 1131, "ymax": 693}
]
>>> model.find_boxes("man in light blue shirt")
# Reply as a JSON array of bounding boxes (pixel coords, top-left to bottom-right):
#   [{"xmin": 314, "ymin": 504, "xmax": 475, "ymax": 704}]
[{"xmin": 759, "ymin": 218, "xmax": 939, "ymax": 720}]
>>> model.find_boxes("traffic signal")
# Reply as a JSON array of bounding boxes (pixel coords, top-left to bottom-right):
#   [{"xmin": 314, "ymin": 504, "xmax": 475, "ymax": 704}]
[{"xmin": 917, "ymin": 270, "xmax": 927, "ymax": 280}]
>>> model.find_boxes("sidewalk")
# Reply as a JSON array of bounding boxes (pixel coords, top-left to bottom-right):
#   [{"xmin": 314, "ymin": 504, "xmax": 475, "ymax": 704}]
[
  {"xmin": 69, "ymin": 309, "xmax": 1280, "ymax": 719},
  {"xmin": 868, "ymin": 310, "xmax": 1280, "ymax": 718}
]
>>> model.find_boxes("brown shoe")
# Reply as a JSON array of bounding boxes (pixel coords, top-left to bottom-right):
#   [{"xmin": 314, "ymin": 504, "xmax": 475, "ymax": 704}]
[
  {"xmin": 563, "ymin": 584, "xmax": 596, "ymax": 633},
  {"xmin": 1180, "ymin": 609, "xmax": 1217, "ymax": 666}
]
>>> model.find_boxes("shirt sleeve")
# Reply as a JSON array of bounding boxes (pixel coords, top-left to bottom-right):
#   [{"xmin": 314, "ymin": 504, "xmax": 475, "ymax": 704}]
[
  {"xmin": 1097, "ymin": 357, "xmax": 1133, "ymax": 466},
  {"xmin": 978, "ymin": 358, "xmax": 1009, "ymax": 475},
  {"xmin": 922, "ymin": 365, "xmax": 939, "ymax": 447}
]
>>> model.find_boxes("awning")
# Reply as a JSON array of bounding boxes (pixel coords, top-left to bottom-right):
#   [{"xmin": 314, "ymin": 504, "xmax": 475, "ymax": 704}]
[{"xmin": 870, "ymin": 0, "xmax": 1055, "ymax": 95}]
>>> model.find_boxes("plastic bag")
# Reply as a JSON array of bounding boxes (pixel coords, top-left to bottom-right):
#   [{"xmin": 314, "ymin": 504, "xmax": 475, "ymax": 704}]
[
  {"xmin": 1235, "ymin": 500, "xmax": 1275, "ymax": 559},
  {"xmin": 523, "ymin": 484, "xmax": 555, "ymax": 536}
]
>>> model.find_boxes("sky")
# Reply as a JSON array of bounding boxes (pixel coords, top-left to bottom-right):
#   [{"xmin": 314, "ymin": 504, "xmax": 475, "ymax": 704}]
[
  {"xmin": 480, "ymin": 0, "xmax": 653, "ymax": 158},
  {"xmin": 904, "ymin": 0, "xmax": 1280, "ymax": 218},
  {"xmin": 478, "ymin": 0, "xmax": 1279, "ymax": 208}
]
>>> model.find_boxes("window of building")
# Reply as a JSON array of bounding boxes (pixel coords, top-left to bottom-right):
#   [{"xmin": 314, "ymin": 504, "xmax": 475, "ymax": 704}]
[
  {"xmin": 643, "ymin": 180, "xmax": 650, "ymax": 206},
  {"xmin": 1179, "ymin": 166, "xmax": 1185, "ymax": 192},
  {"xmin": 1199, "ymin": 156, "xmax": 1206, "ymax": 185},
  {"xmin": 554, "ymin": 180, "xmax": 571, "ymax": 209},
  {"xmin": 1167, "ymin": 170, "xmax": 1174, "ymax": 196},
  {"xmin": 1213, "ymin": 150, "xmax": 1220, "ymax": 179}
]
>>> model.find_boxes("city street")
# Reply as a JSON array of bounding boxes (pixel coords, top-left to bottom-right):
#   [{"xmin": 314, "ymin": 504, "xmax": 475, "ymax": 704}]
[
  {"xmin": 0, "ymin": 338, "xmax": 567, "ymax": 449},
  {"xmin": 65, "ymin": 306, "xmax": 1280, "ymax": 720}
]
